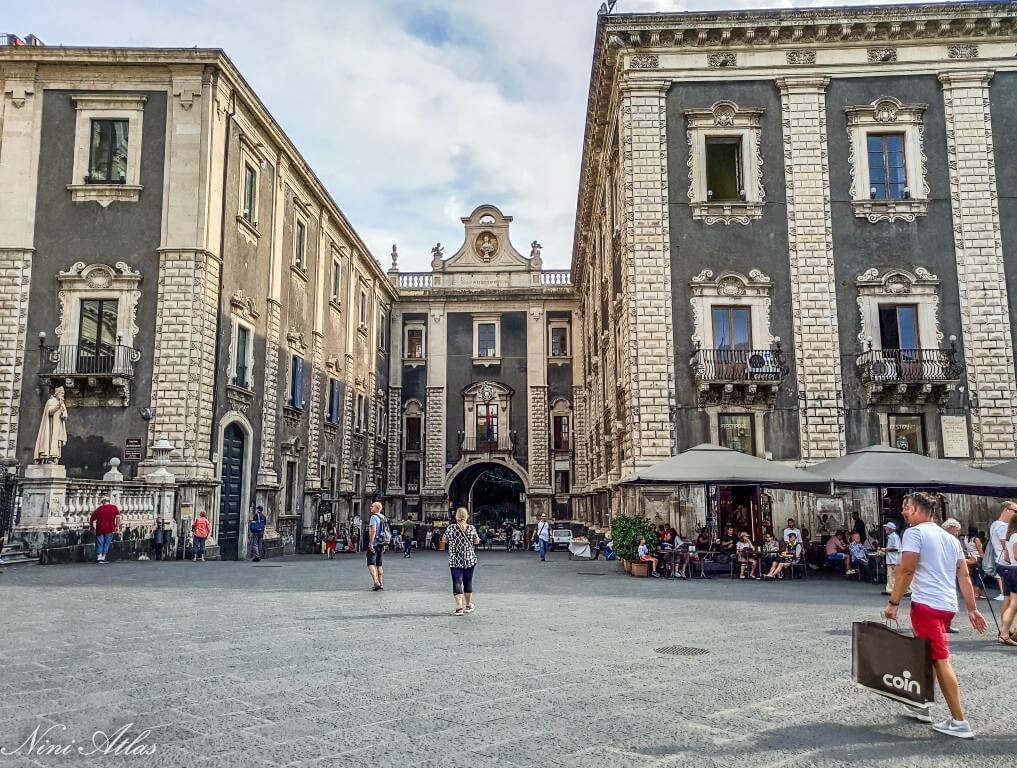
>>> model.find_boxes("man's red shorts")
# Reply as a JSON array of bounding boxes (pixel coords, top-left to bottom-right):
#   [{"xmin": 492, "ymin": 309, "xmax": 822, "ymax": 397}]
[{"xmin": 910, "ymin": 601, "xmax": 955, "ymax": 661}]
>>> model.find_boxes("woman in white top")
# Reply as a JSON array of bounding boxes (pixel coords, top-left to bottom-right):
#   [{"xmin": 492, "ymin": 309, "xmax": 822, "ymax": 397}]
[
  {"xmin": 998, "ymin": 515, "xmax": 1017, "ymax": 646},
  {"xmin": 440, "ymin": 507, "xmax": 481, "ymax": 617}
]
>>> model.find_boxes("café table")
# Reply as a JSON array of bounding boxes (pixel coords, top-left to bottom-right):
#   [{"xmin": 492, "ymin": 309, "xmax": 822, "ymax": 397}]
[{"xmin": 568, "ymin": 540, "xmax": 592, "ymax": 560}]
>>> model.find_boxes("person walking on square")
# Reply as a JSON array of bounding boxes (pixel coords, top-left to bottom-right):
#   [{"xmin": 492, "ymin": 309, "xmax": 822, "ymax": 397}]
[
  {"xmin": 367, "ymin": 501, "xmax": 388, "ymax": 591},
  {"xmin": 441, "ymin": 506, "xmax": 480, "ymax": 616},
  {"xmin": 883, "ymin": 492, "xmax": 987, "ymax": 739},
  {"xmin": 531, "ymin": 512, "xmax": 552, "ymax": 562},
  {"xmin": 880, "ymin": 522, "xmax": 901, "ymax": 596},
  {"xmin": 988, "ymin": 502, "xmax": 1016, "ymax": 602},
  {"xmin": 324, "ymin": 524, "xmax": 338, "ymax": 560},
  {"xmin": 248, "ymin": 505, "xmax": 266, "ymax": 562},
  {"xmin": 191, "ymin": 511, "xmax": 210, "ymax": 562},
  {"xmin": 90, "ymin": 496, "xmax": 120, "ymax": 563},
  {"xmin": 996, "ymin": 514, "xmax": 1017, "ymax": 646},
  {"xmin": 402, "ymin": 527, "xmax": 413, "ymax": 558}
]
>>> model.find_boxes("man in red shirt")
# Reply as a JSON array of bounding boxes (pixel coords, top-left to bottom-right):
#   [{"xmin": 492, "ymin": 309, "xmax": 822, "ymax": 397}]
[{"xmin": 90, "ymin": 497, "xmax": 120, "ymax": 563}]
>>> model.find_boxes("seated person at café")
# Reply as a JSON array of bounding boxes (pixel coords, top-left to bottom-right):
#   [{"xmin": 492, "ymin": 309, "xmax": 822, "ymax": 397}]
[
  {"xmin": 719, "ymin": 526, "xmax": 738, "ymax": 555},
  {"xmin": 656, "ymin": 528, "xmax": 674, "ymax": 576},
  {"xmin": 764, "ymin": 533, "xmax": 803, "ymax": 579},
  {"xmin": 760, "ymin": 532, "xmax": 781, "ymax": 570},
  {"xmin": 825, "ymin": 530, "xmax": 850, "ymax": 573},
  {"xmin": 669, "ymin": 528, "xmax": 689, "ymax": 576},
  {"xmin": 846, "ymin": 531, "xmax": 873, "ymax": 580},
  {"xmin": 695, "ymin": 528, "xmax": 711, "ymax": 551},
  {"xmin": 783, "ymin": 518, "xmax": 802, "ymax": 543},
  {"xmin": 736, "ymin": 532, "xmax": 759, "ymax": 580},
  {"xmin": 637, "ymin": 537, "xmax": 660, "ymax": 578}
]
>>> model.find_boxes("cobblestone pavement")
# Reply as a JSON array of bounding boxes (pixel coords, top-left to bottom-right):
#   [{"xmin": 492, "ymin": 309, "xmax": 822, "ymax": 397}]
[{"xmin": 1, "ymin": 550, "xmax": 1015, "ymax": 768}]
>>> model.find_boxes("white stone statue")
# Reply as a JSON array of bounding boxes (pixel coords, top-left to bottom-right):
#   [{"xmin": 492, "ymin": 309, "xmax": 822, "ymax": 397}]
[{"xmin": 35, "ymin": 386, "xmax": 68, "ymax": 464}]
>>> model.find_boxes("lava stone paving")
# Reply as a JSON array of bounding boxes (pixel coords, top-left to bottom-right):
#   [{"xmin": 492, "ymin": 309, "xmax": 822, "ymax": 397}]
[{"xmin": 1, "ymin": 549, "xmax": 1014, "ymax": 767}]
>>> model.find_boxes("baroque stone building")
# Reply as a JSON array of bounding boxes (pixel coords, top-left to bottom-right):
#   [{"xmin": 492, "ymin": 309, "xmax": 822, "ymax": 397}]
[
  {"xmin": 0, "ymin": 46, "xmax": 396, "ymax": 556},
  {"xmin": 571, "ymin": 1, "xmax": 1017, "ymax": 534}
]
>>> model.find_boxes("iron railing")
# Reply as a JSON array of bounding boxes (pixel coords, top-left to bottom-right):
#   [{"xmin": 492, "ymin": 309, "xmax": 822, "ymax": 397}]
[
  {"xmin": 690, "ymin": 347, "xmax": 788, "ymax": 383},
  {"xmin": 459, "ymin": 432, "xmax": 514, "ymax": 454},
  {"xmin": 42, "ymin": 345, "xmax": 142, "ymax": 378},
  {"xmin": 857, "ymin": 348, "xmax": 963, "ymax": 384}
]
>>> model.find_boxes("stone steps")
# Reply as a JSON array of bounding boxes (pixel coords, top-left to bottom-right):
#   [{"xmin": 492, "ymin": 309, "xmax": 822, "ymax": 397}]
[{"xmin": 0, "ymin": 546, "xmax": 39, "ymax": 567}]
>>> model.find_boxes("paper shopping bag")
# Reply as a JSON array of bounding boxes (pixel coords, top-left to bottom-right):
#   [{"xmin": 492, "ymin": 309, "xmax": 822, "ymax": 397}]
[{"xmin": 852, "ymin": 620, "xmax": 934, "ymax": 706}]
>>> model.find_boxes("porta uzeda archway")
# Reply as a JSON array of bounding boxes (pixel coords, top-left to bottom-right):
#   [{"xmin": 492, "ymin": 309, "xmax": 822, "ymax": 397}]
[{"xmin": 448, "ymin": 462, "xmax": 526, "ymax": 530}]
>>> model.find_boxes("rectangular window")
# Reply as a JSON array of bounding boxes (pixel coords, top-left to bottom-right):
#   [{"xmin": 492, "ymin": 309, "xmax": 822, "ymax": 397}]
[
  {"xmin": 326, "ymin": 378, "xmax": 340, "ymax": 424},
  {"xmin": 405, "ymin": 416, "xmax": 422, "ymax": 451},
  {"xmin": 87, "ymin": 119, "xmax": 129, "ymax": 183},
  {"xmin": 234, "ymin": 324, "xmax": 251, "ymax": 387},
  {"xmin": 359, "ymin": 289, "xmax": 368, "ymax": 326},
  {"xmin": 378, "ymin": 310, "xmax": 387, "ymax": 350},
  {"xmin": 294, "ymin": 219, "xmax": 306, "ymax": 270},
  {"xmin": 476, "ymin": 403, "xmax": 499, "ymax": 447},
  {"xmin": 550, "ymin": 326, "xmax": 569, "ymax": 357},
  {"xmin": 77, "ymin": 298, "xmax": 118, "ymax": 374},
  {"xmin": 353, "ymin": 470, "xmax": 362, "ymax": 495},
  {"xmin": 284, "ymin": 461, "xmax": 297, "ymax": 514},
  {"xmin": 718, "ymin": 414, "xmax": 755, "ymax": 455},
  {"xmin": 705, "ymin": 137, "xmax": 742, "ymax": 202},
  {"xmin": 554, "ymin": 469, "xmax": 571, "ymax": 495},
  {"xmin": 405, "ymin": 461, "xmax": 421, "ymax": 493},
  {"xmin": 328, "ymin": 465, "xmax": 337, "ymax": 497},
  {"xmin": 878, "ymin": 304, "xmax": 919, "ymax": 350},
  {"xmin": 553, "ymin": 415, "xmax": 570, "ymax": 451},
  {"xmin": 406, "ymin": 327, "xmax": 424, "ymax": 359},
  {"xmin": 355, "ymin": 393, "xmax": 365, "ymax": 432},
  {"xmin": 242, "ymin": 163, "xmax": 257, "ymax": 223},
  {"xmin": 331, "ymin": 257, "xmax": 341, "ymax": 302},
  {"xmin": 289, "ymin": 355, "xmax": 304, "ymax": 409},
  {"xmin": 867, "ymin": 133, "xmax": 907, "ymax": 200},
  {"xmin": 712, "ymin": 307, "xmax": 751, "ymax": 351},
  {"xmin": 477, "ymin": 323, "xmax": 497, "ymax": 357},
  {"xmin": 889, "ymin": 414, "xmax": 925, "ymax": 455}
]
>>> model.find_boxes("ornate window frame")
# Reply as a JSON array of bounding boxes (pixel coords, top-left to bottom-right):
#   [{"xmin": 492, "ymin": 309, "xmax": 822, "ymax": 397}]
[
  {"xmin": 55, "ymin": 261, "xmax": 142, "ymax": 352},
  {"xmin": 685, "ymin": 101, "xmax": 765, "ymax": 225},
  {"xmin": 236, "ymin": 134, "xmax": 265, "ymax": 244},
  {"xmin": 404, "ymin": 321, "xmax": 426, "ymax": 367},
  {"xmin": 688, "ymin": 268, "xmax": 774, "ymax": 348},
  {"xmin": 846, "ymin": 97, "xmax": 929, "ymax": 223},
  {"xmin": 403, "ymin": 399, "xmax": 424, "ymax": 453},
  {"xmin": 855, "ymin": 267, "xmax": 942, "ymax": 349},
  {"xmin": 548, "ymin": 319, "xmax": 571, "ymax": 365},
  {"xmin": 68, "ymin": 94, "xmax": 146, "ymax": 206},
  {"xmin": 463, "ymin": 381, "xmax": 512, "ymax": 446},
  {"xmin": 472, "ymin": 314, "xmax": 501, "ymax": 367}
]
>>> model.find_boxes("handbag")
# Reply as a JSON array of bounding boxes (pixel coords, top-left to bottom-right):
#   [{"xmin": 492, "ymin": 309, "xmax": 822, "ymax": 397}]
[{"xmin": 852, "ymin": 620, "xmax": 933, "ymax": 706}]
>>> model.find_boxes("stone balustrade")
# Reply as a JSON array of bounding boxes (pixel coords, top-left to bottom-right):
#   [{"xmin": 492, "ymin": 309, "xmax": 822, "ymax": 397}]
[{"xmin": 63, "ymin": 479, "xmax": 159, "ymax": 530}]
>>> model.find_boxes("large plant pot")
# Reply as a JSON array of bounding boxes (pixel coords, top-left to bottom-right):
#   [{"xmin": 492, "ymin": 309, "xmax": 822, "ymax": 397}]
[
  {"xmin": 629, "ymin": 561, "xmax": 649, "ymax": 578},
  {"xmin": 622, "ymin": 558, "xmax": 632, "ymax": 573}
]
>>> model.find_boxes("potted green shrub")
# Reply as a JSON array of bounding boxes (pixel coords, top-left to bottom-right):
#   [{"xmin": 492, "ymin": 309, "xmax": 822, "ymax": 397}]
[{"xmin": 610, "ymin": 514, "xmax": 657, "ymax": 577}]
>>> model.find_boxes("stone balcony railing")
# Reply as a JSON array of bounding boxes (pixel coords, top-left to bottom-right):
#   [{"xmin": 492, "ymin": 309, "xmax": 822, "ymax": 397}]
[
  {"xmin": 395, "ymin": 270, "xmax": 572, "ymax": 289},
  {"xmin": 63, "ymin": 479, "xmax": 159, "ymax": 530}
]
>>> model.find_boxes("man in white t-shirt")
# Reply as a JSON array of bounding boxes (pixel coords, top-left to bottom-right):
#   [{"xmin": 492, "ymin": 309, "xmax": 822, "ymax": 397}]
[
  {"xmin": 988, "ymin": 502, "xmax": 1016, "ymax": 602},
  {"xmin": 532, "ymin": 513, "xmax": 552, "ymax": 562},
  {"xmin": 883, "ymin": 492, "xmax": 987, "ymax": 739},
  {"xmin": 782, "ymin": 518, "xmax": 802, "ymax": 544},
  {"xmin": 879, "ymin": 521, "xmax": 902, "ymax": 596}
]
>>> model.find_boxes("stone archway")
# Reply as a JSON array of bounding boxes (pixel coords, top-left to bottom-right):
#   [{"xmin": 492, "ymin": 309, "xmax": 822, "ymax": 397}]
[{"xmin": 448, "ymin": 462, "xmax": 526, "ymax": 531}]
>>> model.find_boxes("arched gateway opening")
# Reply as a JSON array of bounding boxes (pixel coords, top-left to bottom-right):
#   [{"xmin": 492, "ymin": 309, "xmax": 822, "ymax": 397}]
[{"xmin": 448, "ymin": 463, "xmax": 526, "ymax": 530}]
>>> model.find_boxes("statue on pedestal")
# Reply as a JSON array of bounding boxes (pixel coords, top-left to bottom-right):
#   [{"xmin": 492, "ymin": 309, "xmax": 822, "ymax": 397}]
[{"xmin": 34, "ymin": 386, "xmax": 68, "ymax": 464}]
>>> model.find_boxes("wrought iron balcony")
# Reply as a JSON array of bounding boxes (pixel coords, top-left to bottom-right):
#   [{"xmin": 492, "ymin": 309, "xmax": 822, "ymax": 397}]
[
  {"xmin": 39, "ymin": 343, "xmax": 142, "ymax": 407},
  {"xmin": 458, "ymin": 431, "xmax": 516, "ymax": 456},
  {"xmin": 856, "ymin": 344, "xmax": 963, "ymax": 405},
  {"xmin": 690, "ymin": 343, "xmax": 788, "ymax": 406}
]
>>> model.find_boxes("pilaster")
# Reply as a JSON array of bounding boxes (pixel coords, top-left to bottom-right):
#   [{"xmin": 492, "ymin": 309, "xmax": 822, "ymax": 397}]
[
  {"xmin": 778, "ymin": 76, "xmax": 845, "ymax": 460},
  {"xmin": 940, "ymin": 70, "xmax": 1017, "ymax": 460},
  {"xmin": 618, "ymin": 77, "xmax": 676, "ymax": 473}
]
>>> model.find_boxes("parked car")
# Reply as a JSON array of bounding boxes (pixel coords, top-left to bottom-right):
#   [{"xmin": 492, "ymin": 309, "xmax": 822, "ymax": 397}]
[{"xmin": 551, "ymin": 527, "xmax": 573, "ymax": 550}]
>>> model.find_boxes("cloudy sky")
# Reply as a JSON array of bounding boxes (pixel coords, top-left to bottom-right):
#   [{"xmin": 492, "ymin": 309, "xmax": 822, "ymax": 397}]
[{"xmin": 10, "ymin": 0, "xmax": 929, "ymax": 270}]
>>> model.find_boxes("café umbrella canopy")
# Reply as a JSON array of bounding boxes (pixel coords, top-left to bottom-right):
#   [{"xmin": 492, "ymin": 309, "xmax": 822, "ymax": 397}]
[
  {"xmin": 986, "ymin": 458, "xmax": 1017, "ymax": 481},
  {"xmin": 619, "ymin": 443, "xmax": 832, "ymax": 493},
  {"xmin": 806, "ymin": 445, "xmax": 1017, "ymax": 497}
]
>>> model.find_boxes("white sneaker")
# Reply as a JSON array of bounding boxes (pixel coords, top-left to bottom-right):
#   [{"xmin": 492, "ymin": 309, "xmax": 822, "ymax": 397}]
[
  {"xmin": 903, "ymin": 704, "xmax": 933, "ymax": 723},
  {"xmin": 846, "ymin": 569, "xmax": 858, "ymax": 575},
  {"xmin": 994, "ymin": 594, "xmax": 1004, "ymax": 602},
  {"xmin": 932, "ymin": 718, "xmax": 974, "ymax": 739}
]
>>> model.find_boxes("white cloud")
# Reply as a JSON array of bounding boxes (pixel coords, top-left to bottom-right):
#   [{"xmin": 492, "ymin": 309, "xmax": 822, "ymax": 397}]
[{"xmin": 9, "ymin": 0, "xmax": 941, "ymax": 271}]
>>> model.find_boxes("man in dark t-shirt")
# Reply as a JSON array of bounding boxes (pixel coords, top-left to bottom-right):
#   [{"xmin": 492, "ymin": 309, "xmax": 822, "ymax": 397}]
[
  {"xmin": 719, "ymin": 526, "xmax": 738, "ymax": 554},
  {"xmin": 852, "ymin": 512, "xmax": 868, "ymax": 544},
  {"xmin": 90, "ymin": 497, "xmax": 120, "ymax": 563}
]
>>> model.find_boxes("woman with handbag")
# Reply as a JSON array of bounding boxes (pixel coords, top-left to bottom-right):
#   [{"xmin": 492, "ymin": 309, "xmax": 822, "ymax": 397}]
[{"xmin": 440, "ymin": 507, "xmax": 481, "ymax": 617}]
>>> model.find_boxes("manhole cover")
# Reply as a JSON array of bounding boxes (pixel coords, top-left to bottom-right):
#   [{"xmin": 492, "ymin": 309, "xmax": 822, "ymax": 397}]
[
  {"xmin": 655, "ymin": 645, "xmax": 709, "ymax": 657},
  {"xmin": 578, "ymin": 572, "xmax": 605, "ymax": 576}
]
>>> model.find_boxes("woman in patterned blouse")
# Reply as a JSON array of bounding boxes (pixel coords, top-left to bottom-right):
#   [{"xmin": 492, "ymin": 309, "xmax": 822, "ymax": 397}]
[{"xmin": 441, "ymin": 507, "xmax": 481, "ymax": 616}]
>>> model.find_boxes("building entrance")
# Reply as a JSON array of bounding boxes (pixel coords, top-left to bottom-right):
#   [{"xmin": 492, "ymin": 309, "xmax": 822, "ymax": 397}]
[
  {"xmin": 218, "ymin": 423, "xmax": 245, "ymax": 560},
  {"xmin": 448, "ymin": 463, "xmax": 526, "ymax": 533}
]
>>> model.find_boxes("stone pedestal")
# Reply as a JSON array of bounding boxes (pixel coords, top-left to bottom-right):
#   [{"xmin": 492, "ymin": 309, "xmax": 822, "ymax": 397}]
[{"xmin": 19, "ymin": 463, "xmax": 68, "ymax": 529}]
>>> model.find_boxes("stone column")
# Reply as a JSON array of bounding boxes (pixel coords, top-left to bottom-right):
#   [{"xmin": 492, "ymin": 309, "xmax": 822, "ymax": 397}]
[
  {"xmin": 423, "ymin": 307, "xmax": 447, "ymax": 517},
  {"xmin": 777, "ymin": 76, "xmax": 845, "ymax": 461},
  {"xmin": 618, "ymin": 76, "xmax": 676, "ymax": 476},
  {"xmin": 387, "ymin": 308, "xmax": 403, "ymax": 502},
  {"xmin": 940, "ymin": 70, "xmax": 1017, "ymax": 461},
  {"xmin": 0, "ymin": 63, "xmax": 39, "ymax": 464}
]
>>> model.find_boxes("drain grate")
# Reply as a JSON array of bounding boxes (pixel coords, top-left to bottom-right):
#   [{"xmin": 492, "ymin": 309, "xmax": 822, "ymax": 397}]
[{"xmin": 655, "ymin": 645, "xmax": 709, "ymax": 657}]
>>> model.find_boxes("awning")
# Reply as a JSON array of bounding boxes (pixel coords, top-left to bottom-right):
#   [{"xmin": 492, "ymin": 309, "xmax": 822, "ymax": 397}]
[
  {"xmin": 806, "ymin": 445, "xmax": 1017, "ymax": 497},
  {"xmin": 619, "ymin": 443, "xmax": 832, "ymax": 493}
]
